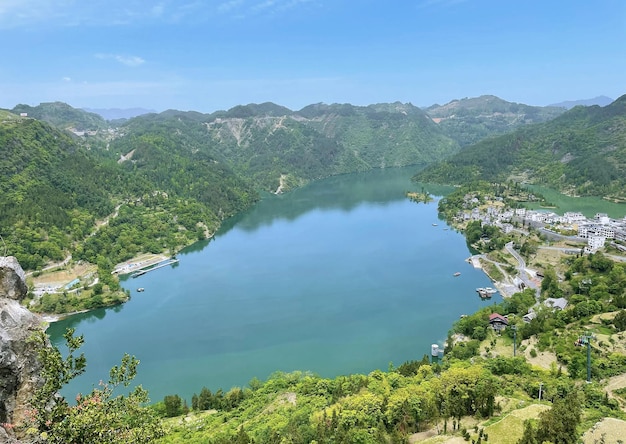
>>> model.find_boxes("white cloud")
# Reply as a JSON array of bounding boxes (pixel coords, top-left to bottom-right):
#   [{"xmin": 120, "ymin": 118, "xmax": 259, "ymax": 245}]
[
  {"xmin": 218, "ymin": 0, "xmax": 244, "ymax": 13},
  {"xmin": 95, "ymin": 53, "xmax": 146, "ymax": 67},
  {"xmin": 0, "ymin": 0, "xmax": 75, "ymax": 28},
  {"xmin": 0, "ymin": 0, "xmax": 320, "ymax": 28}
]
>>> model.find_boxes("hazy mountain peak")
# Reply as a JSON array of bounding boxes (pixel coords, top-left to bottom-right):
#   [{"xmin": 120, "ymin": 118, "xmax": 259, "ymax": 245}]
[
  {"xmin": 83, "ymin": 107, "xmax": 157, "ymax": 120},
  {"xmin": 548, "ymin": 96, "xmax": 614, "ymax": 109}
]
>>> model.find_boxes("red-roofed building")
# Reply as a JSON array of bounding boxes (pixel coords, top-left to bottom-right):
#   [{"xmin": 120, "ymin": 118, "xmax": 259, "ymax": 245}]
[{"xmin": 489, "ymin": 313, "xmax": 508, "ymax": 332}]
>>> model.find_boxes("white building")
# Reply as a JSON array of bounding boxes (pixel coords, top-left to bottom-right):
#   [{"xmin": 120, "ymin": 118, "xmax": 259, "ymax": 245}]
[
  {"xmin": 563, "ymin": 212, "xmax": 586, "ymax": 223},
  {"xmin": 585, "ymin": 235, "xmax": 606, "ymax": 253},
  {"xmin": 595, "ymin": 213, "xmax": 610, "ymax": 225}
]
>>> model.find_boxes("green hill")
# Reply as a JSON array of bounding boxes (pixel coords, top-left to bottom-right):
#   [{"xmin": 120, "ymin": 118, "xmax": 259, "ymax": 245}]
[
  {"xmin": 416, "ymin": 94, "xmax": 626, "ymax": 200},
  {"xmin": 0, "ymin": 116, "xmax": 256, "ymax": 272},
  {"xmin": 11, "ymin": 102, "xmax": 108, "ymax": 131},
  {"xmin": 424, "ymin": 95, "xmax": 566, "ymax": 146}
]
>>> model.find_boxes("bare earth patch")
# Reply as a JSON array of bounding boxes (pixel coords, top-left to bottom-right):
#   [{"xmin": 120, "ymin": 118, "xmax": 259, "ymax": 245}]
[
  {"xmin": 483, "ymin": 404, "xmax": 550, "ymax": 444},
  {"xmin": 603, "ymin": 373, "xmax": 626, "ymax": 410},
  {"xmin": 520, "ymin": 336, "xmax": 563, "ymax": 372},
  {"xmin": 31, "ymin": 262, "xmax": 96, "ymax": 287},
  {"xmin": 411, "ymin": 416, "xmax": 480, "ymax": 443},
  {"xmin": 581, "ymin": 417, "xmax": 626, "ymax": 444}
]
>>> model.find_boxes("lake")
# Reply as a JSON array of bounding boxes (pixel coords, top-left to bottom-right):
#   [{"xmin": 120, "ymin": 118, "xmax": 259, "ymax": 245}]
[{"xmin": 48, "ymin": 167, "xmax": 498, "ymax": 402}]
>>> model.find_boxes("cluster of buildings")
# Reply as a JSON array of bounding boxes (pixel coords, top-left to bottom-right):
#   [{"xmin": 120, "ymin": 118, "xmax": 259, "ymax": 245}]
[
  {"xmin": 456, "ymin": 195, "xmax": 626, "ymax": 254},
  {"xmin": 489, "ymin": 297, "xmax": 570, "ymax": 331}
]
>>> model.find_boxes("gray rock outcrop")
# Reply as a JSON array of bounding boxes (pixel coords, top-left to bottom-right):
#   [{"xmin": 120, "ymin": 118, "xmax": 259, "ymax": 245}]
[{"xmin": 0, "ymin": 256, "xmax": 45, "ymax": 441}]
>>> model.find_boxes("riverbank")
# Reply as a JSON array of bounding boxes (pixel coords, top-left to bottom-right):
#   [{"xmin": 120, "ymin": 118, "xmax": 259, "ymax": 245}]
[
  {"xmin": 41, "ymin": 309, "xmax": 91, "ymax": 324},
  {"xmin": 467, "ymin": 254, "xmax": 526, "ymax": 298}
]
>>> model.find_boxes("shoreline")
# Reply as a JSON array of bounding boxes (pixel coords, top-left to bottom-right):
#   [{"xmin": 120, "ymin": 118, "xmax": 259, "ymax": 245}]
[
  {"xmin": 111, "ymin": 254, "xmax": 169, "ymax": 276},
  {"xmin": 467, "ymin": 254, "xmax": 519, "ymax": 298},
  {"xmin": 40, "ymin": 309, "xmax": 91, "ymax": 326}
]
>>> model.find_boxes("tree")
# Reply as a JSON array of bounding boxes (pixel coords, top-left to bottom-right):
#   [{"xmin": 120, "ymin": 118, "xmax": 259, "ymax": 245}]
[
  {"xmin": 535, "ymin": 392, "xmax": 581, "ymax": 444},
  {"xmin": 163, "ymin": 394, "xmax": 184, "ymax": 417},
  {"xmin": 614, "ymin": 310, "xmax": 626, "ymax": 331},
  {"xmin": 27, "ymin": 328, "xmax": 163, "ymax": 443},
  {"xmin": 516, "ymin": 420, "xmax": 538, "ymax": 444}
]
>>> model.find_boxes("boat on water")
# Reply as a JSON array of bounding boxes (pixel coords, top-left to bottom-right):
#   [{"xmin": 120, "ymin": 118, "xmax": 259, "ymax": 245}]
[
  {"xmin": 453, "ymin": 272, "xmax": 461, "ymax": 277},
  {"xmin": 137, "ymin": 288, "xmax": 145, "ymax": 292},
  {"xmin": 432, "ymin": 223, "xmax": 438, "ymax": 226},
  {"xmin": 476, "ymin": 287, "xmax": 497, "ymax": 298}
]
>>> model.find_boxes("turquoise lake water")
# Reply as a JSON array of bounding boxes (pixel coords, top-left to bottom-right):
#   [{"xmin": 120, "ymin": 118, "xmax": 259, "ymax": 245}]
[{"xmin": 48, "ymin": 167, "xmax": 499, "ymax": 402}]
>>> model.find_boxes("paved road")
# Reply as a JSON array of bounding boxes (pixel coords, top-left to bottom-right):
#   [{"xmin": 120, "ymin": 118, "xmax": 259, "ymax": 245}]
[
  {"xmin": 505, "ymin": 242, "xmax": 540, "ymax": 299},
  {"xmin": 25, "ymin": 255, "xmax": 72, "ymax": 277}
]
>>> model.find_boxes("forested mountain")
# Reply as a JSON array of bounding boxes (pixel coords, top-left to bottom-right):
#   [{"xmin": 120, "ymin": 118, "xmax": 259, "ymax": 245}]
[
  {"xmin": 11, "ymin": 102, "xmax": 108, "ymax": 131},
  {"xmin": 0, "ymin": 116, "xmax": 257, "ymax": 270},
  {"xmin": 296, "ymin": 102, "xmax": 458, "ymax": 167},
  {"xmin": 415, "ymin": 94, "xmax": 626, "ymax": 200},
  {"xmin": 424, "ymin": 95, "xmax": 565, "ymax": 146},
  {"xmin": 116, "ymin": 101, "xmax": 459, "ymax": 192},
  {"xmin": 3, "ymin": 94, "xmax": 609, "ymax": 271},
  {"xmin": 0, "ymin": 118, "xmax": 126, "ymax": 268}
]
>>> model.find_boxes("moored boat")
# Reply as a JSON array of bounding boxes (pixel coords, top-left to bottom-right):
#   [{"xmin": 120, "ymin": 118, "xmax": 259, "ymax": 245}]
[{"xmin": 476, "ymin": 287, "xmax": 494, "ymax": 299}]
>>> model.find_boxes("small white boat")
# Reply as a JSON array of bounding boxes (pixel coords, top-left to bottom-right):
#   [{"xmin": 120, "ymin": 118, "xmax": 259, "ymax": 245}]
[
  {"xmin": 137, "ymin": 287, "xmax": 145, "ymax": 292},
  {"xmin": 453, "ymin": 272, "xmax": 461, "ymax": 277}
]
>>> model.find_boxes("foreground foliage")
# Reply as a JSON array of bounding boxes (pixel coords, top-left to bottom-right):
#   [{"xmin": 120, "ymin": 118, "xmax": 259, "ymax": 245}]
[{"xmin": 26, "ymin": 329, "xmax": 163, "ymax": 443}]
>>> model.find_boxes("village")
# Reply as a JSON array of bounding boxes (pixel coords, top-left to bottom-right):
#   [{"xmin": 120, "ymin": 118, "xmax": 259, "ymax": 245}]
[{"xmin": 444, "ymin": 191, "xmax": 626, "ymax": 334}]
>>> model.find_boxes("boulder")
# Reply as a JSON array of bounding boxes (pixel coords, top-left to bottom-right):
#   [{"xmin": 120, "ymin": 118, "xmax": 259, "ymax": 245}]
[{"xmin": 0, "ymin": 257, "xmax": 45, "ymax": 440}]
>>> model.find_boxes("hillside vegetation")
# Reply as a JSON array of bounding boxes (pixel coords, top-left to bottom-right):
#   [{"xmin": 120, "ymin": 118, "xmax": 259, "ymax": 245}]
[
  {"xmin": 116, "ymin": 101, "xmax": 460, "ymax": 192},
  {"xmin": 11, "ymin": 101, "xmax": 108, "ymax": 130},
  {"xmin": 424, "ymin": 95, "xmax": 565, "ymax": 146},
  {"xmin": 0, "ymin": 112, "xmax": 258, "ymax": 314},
  {"xmin": 416, "ymin": 94, "xmax": 626, "ymax": 200}
]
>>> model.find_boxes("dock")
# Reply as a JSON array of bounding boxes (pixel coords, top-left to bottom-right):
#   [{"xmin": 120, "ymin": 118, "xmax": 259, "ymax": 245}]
[{"xmin": 131, "ymin": 258, "xmax": 179, "ymax": 278}]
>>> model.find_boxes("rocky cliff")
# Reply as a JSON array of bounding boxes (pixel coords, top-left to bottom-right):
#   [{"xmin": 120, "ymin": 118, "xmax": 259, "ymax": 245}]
[{"xmin": 0, "ymin": 256, "xmax": 45, "ymax": 442}]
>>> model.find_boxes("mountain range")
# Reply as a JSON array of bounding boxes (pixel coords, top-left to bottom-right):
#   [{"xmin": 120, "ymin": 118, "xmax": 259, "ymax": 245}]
[
  {"xmin": 1, "ymin": 94, "xmax": 624, "ymax": 269},
  {"xmin": 416, "ymin": 94, "xmax": 626, "ymax": 200}
]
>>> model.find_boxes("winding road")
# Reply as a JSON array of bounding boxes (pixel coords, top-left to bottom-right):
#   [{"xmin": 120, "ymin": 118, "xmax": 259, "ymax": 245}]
[{"xmin": 505, "ymin": 241, "xmax": 540, "ymax": 299}]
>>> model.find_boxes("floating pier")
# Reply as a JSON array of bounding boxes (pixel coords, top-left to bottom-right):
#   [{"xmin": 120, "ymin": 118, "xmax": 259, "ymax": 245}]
[{"xmin": 131, "ymin": 258, "xmax": 179, "ymax": 278}]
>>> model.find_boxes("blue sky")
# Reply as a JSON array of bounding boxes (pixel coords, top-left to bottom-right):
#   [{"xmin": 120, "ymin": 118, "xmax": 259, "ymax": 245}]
[{"xmin": 1, "ymin": 0, "xmax": 625, "ymax": 113}]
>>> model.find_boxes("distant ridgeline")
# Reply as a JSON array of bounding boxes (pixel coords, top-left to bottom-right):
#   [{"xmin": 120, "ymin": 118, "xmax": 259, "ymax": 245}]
[
  {"xmin": 0, "ymin": 95, "xmax": 611, "ymax": 271},
  {"xmin": 416, "ymin": 94, "xmax": 626, "ymax": 201}
]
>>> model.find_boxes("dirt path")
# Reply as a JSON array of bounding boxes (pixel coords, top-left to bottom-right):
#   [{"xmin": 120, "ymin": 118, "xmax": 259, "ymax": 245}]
[
  {"xmin": 603, "ymin": 373, "xmax": 626, "ymax": 410},
  {"xmin": 274, "ymin": 174, "xmax": 287, "ymax": 194}
]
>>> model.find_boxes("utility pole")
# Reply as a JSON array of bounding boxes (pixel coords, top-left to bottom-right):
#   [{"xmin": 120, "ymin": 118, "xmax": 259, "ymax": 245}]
[
  {"xmin": 512, "ymin": 325, "xmax": 517, "ymax": 357},
  {"xmin": 586, "ymin": 336, "xmax": 592, "ymax": 383}
]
